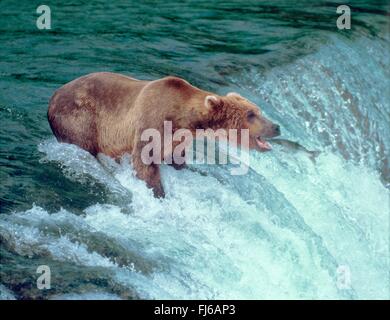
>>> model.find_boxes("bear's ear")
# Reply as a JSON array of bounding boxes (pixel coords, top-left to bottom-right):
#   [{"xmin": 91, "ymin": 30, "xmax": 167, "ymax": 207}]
[
  {"xmin": 204, "ymin": 95, "xmax": 221, "ymax": 109},
  {"xmin": 227, "ymin": 92, "xmax": 242, "ymax": 99}
]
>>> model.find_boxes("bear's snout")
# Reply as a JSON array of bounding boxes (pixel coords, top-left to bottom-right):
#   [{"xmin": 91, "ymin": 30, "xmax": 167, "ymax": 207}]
[
  {"xmin": 272, "ymin": 123, "xmax": 281, "ymax": 136},
  {"xmin": 260, "ymin": 120, "xmax": 281, "ymax": 138}
]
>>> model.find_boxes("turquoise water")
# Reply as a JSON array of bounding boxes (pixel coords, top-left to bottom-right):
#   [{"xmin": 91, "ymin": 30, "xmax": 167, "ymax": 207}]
[{"xmin": 0, "ymin": 0, "xmax": 389, "ymax": 299}]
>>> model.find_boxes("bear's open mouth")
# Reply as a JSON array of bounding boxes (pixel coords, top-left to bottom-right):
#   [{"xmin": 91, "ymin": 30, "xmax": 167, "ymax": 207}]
[{"xmin": 256, "ymin": 136, "xmax": 272, "ymax": 151}]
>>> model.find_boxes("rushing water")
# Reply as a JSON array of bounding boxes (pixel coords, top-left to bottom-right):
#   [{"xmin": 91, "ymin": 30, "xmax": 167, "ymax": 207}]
[{"xmin": 0, "ymin": 0, "xmax": 389, "ymax": 299}]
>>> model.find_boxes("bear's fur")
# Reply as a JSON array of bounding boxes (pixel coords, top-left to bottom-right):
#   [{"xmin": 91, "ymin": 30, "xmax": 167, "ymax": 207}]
[{"xmin": 48, "ymin": 72, "xmax": 280, "ymax": 197}]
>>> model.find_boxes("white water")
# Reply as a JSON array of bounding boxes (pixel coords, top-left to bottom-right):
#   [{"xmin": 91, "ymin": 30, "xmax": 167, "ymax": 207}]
[
  {"xmin": 1, "ymin": 35, "xmax": 389, "ymax": 299},
  {"xmin": 0, "ymin": 135, "xmax": 387, "ymax": 299}
]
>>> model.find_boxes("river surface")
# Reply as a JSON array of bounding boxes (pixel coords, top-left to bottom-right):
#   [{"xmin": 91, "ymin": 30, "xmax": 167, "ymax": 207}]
[{"xmin": 0, "ymin": 0, "xmax": 389, "ymax": 299}]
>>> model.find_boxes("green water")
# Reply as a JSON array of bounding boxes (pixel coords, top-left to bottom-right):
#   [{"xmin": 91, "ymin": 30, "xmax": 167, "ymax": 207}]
[{"xmin": 1, "ymin": 0, "xmax": 388, "ymax": 214}]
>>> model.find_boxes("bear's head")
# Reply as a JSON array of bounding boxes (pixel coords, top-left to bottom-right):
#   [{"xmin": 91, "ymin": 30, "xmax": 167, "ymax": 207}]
[{"xmin": 203, "ymin": 92, "xmax": 280, "ymax": 152}]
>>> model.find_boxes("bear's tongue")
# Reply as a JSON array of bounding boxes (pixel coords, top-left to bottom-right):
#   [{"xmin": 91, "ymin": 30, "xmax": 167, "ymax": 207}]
[{"xmin": 256, "ymin": 137, "xmax": 272, "ymax": 151}]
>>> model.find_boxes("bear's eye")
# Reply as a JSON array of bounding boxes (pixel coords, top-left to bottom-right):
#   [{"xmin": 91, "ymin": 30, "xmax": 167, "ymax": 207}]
[{"xmin": 247, "ymin": 111, "xmax": 256, "ymax": 122}]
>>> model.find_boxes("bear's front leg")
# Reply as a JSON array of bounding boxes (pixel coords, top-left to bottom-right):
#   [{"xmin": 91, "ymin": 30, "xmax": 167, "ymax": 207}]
[
  {"xmin": 170, "ymin": 162, "xmax": 187, "ymax": 171},
  {"xmin": 169, "ymin": 139, "xmax": 188, "ymax": 170},
  {"xmin": 132, "ymin": 145, "xmax": 165, "ymax": 198}
]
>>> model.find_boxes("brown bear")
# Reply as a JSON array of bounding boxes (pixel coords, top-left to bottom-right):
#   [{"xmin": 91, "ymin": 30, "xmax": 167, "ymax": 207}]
[{"xmin": 48, "ymin": 72, "xmax": 280, "ymax": 197}]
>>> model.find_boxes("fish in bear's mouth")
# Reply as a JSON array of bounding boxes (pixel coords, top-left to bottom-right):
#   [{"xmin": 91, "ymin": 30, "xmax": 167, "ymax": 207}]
[{"xmin": 256, "ymin": 136, "xmax": 272, "ymax": 151}]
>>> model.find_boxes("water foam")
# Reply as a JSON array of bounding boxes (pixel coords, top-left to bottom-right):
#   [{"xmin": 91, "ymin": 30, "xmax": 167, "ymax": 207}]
[
  {"xmin": 3, "ymin": 135, "xmax": 388, "ymax": 299},
  {"xmin": 2, "ymin": 34, "xmax": 389, "ymax": 299}
]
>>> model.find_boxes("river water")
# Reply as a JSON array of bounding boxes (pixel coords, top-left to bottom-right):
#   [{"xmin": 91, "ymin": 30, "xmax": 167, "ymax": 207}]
[{"xmin": 0, "ymin": 0, "xmax": 389, "ymax": 299}]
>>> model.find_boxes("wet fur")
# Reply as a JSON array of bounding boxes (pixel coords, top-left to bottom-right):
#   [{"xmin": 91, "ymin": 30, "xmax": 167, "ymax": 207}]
[{"xmin": 48, "ymin": 72, "xmax": 277, "ymax": 197}]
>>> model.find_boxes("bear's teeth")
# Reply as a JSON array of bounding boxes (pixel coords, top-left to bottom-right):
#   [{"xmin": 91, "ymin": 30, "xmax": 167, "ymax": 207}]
[{"xmin": 256, "ymin": 137, "xmax": 272, "ymax": 151}]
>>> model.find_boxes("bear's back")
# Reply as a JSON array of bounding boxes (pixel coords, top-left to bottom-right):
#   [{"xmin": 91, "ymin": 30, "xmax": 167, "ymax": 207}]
[{"xmin": 47, "ymin": 72, "xmax": 149, "ymax": 155}]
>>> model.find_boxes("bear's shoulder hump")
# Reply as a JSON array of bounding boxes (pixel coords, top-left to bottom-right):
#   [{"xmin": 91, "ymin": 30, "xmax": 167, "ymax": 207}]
[{"xmin": 160, "ymin": 76, "xmax": 191, "ymax": 90}]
